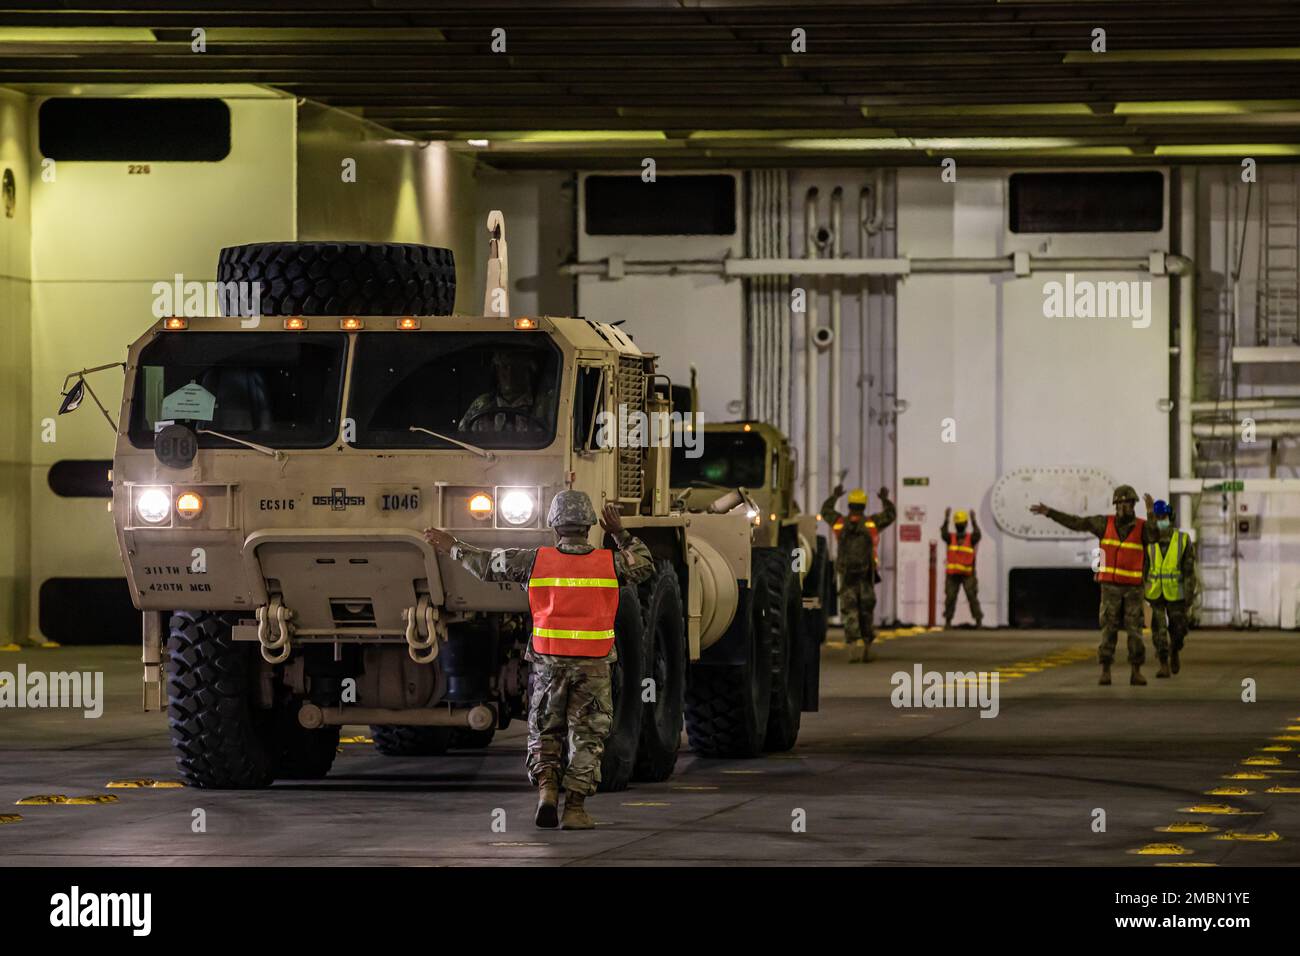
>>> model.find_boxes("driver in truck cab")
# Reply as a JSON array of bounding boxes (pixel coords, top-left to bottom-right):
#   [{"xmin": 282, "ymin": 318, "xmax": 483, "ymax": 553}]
[
  {"xmin": 458, "ymin": 348, "xmax": 553, "ymax": 433},
  {"xmin": 424, "ymin": 490, "xmax": 653, "ymax": 830}
]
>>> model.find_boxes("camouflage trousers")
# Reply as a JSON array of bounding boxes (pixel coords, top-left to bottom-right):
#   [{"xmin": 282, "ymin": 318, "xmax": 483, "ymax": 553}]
[
  {"xmin": 526, "ymin": 657, "xmax": 613, "ymax": 796},
  {"xmin": 1147, "ymin": 597, "xmax": 1186, "ymax": 656},
  {"xmin": 943, "ymin": 573, "xmax": 983, "ymax": 625},
  {"xmin": 1099, "ymin": 583, "xmax": 1146, "ymax": 665},
  {"xmin": 839, "ymin": 575, "xmax": 877, "ymax": 644}
]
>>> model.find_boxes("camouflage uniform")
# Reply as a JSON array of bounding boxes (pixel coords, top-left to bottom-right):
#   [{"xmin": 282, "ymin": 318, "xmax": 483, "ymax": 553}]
[
  {"xmin": 450, "ymin": 518, "xmax": 653, "ymax": 796},
  {"xmin": 820, "ymin": 491, "xmax": 896, "ymax": 646},
  {"xmin": 1039, "ymin": 506, "xmax": 1158, "ymax": 665},
  {"xmin": 1147, "ymin": 524, "xmax": 1196, "ymax": 660}
]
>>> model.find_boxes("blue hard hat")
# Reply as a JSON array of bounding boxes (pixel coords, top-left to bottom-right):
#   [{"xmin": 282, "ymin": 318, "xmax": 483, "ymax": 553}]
[{"xmin": 1153, "ymin": 499, "xmax": 1172, "ymax": 517}]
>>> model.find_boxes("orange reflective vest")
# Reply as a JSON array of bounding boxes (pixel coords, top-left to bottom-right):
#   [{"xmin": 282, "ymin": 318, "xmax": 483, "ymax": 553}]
[
  {"xmin": 1097, "ymin": 515, "xmax": 1145, "ymax": 586},
  {"xmin": 946, "ymin": 532, "xmax": 975, "ymax": 576},
  {"xmin": 832, "ymin": 515, "xmax": 879, "ymax": 567},
  {"xmin": 527, "ymin": 547, "xmax": 619, "ymax": 657}
]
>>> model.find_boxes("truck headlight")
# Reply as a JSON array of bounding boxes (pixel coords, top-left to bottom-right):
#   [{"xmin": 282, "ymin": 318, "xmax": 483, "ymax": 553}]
[
  {"xmin": 136, "ymin": 487, "xmax": 171, "ymax": 524},
  {"xmin": 499, "ymin": 489, "xmax": 536, "ymax": 526}
]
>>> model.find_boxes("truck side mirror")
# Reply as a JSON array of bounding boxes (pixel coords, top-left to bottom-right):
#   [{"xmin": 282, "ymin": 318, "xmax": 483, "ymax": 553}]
[{"xmin": 58, "ymin": 378, "xmax": 85, "ymax": 415}]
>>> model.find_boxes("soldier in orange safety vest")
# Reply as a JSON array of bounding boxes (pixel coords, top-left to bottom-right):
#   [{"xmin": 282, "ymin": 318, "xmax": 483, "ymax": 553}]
[
  {"xmin": 425, "ymin": 490, "xmax": 653, "ymax": 830},
  {"xmin": 940, "ymin": 507, "xmax": 983, "ymax": 628},
  {"xmin": 1030, "ymin": 484, "xmax": 1159, "ymax": 686}
]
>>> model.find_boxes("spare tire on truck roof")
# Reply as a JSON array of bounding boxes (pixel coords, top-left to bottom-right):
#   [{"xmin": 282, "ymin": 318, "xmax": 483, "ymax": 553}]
[{"xmin": 216, "ymin": 241, "xmax": 456, "ymax": 317}]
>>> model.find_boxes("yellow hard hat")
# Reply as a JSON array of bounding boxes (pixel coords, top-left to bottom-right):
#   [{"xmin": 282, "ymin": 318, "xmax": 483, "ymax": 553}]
[
  {"xmin": 847, "ymin": 488, "xmax": 868, "ymax": 505},
  {"xmin": 954, "ymin": 510, "xmax": 969, "ymax": 523}
]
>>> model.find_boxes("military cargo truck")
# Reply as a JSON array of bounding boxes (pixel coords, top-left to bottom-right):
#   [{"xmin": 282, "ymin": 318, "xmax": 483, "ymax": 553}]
[
  {"xmin": 62, "ymin": 213, "xmax": 821, "ymax": 790},
  {"xmin": 670, "ymin": 419, "xmax": 832, "ymax": 742}
]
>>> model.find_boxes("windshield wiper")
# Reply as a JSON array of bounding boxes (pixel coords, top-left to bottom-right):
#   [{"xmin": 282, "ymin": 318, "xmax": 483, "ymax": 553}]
[
  {"xmin": 408, "ymin": 425, "xmax": 496, "ymax": 461},
  {"xmin": 196, "ymin": 428, "xmax": 284, "ymax": 460}
]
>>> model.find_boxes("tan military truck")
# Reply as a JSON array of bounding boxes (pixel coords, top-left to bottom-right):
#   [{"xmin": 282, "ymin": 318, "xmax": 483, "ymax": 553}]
[
  {"xmin": 669, "ymin": 418, "xmax": 832, "ymax": 736},
  {"xmin": 60, "ymin": 213, "xmax": 820, "ymax": 790}
]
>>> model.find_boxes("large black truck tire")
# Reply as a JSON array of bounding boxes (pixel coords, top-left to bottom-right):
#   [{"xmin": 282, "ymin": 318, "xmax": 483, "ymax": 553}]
[
  {"xmin": 632, "ymin": 562, "xmax": 687, "ymax": 782},
  {"xmin": 683, "ymin": 548, "xmax": 780, "ymax": 758},
  {"xmin": 764, "ymin": 549, "xmax": 806, "ymax": 752},
  {"xmin": 596, "ymin": 584, "xmax": 646, "ymax": 792},
  {"xmin": 167, "ymin": 610, "xmax": 338, "ymax": 788},
  {"xmin": 217, "ymin": 242, "xmax": 456, "ymax": 317}
]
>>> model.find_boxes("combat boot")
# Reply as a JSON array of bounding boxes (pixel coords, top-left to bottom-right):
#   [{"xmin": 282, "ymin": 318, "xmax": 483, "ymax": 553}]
[
  {"xmin": 1171, "ymin": 648, "xmax": 1181, "ymax": 675},
  {"xmin": 534, "ymin": 777, "xmax": 559, "ymax": 829},
  {"xmin": 1099, "ymin": 662, "xmax": 1112, "ymax": 685},
  {"xmin": 1156, "ymin": 655, "xmax": 1171, "ymax": 679},
  {"xmin": 561, "ymin": 791, "xmax": 595, "ymax": 830},
  {"xmin": 1130, "ymin": 663, "xmax": 1147, "ymax": 686}
]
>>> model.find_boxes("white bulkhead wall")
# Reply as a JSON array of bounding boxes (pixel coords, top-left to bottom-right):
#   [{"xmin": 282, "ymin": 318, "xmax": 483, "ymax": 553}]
[{"xmin": 894, "ymin": 168, "xmax": 1171, "ymax": 626}]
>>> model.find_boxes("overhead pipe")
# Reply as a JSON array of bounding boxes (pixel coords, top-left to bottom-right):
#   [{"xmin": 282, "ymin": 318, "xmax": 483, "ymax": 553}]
[
  {"xmin": 803, "ymin": 186, "xmax": 820, "ymax": 510},
  {"xmin": 560, "ymin": 253, "xmax": 1193, "ymax": 278},
  {"xmin": 1192, "ymin": 421, "xmax": 1300, "ymax": 438},
  {"xmin": 1190, "ymin": 398, "xmax": 1300, "ymax": 412},
  {"xmin": 829, "ymin": 186, "xmax": 844, "ymax": 495},
  {"xmin": 862, "ymin": 169, "xmax": 885, "ymax": 236}
]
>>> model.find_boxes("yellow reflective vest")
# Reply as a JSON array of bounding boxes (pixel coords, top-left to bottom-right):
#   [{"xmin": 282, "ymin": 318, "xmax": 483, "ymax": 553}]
[{"xmin": 1145, "ymin": 532, "xmax": 1187, "ymax": 601}]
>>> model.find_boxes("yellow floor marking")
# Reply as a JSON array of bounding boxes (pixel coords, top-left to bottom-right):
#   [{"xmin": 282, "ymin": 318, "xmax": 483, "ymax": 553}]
[
  {"xmin": 0, "ymin": 814, "xmax": 21, "ymax": 824},
  {"xmin": 1270, "ymin": 735, "xmax": 1300, "ymax": 742},
  {"xmin": 339, "ymin": 736, "xmax": 374, "ymax": 744},
  {"xmin": 1128, "ymin": 843, "xmax": 1193, "ymax": 855},
  {"xmin": 1282, "ymin": 725, "xmax": 1300, "ymax": 732},
  {"xmin": 622, "ymin": 801, "xmax": 670, "ymax": 807},
  {"xmin": 1214, "ymin": 831, "xmax": 1282, "ymax": 843},
  {"xmin": 1222, "ymin": 773, "xmax": 1267, "ymax": 780},
  {"xmin": 1242, "ymin": 756, "xmax": 1282, "ymax": 766},
  {"xmin": 16, "ymin": 795, "xmax": 67, "ymax": 805},
  {"xmin": 490, "ymin": 842, "xmax": 549, "ymax": 847},
  {"xmin": 0, "ymin": 643, "xmax": 22, "ymax": 651},
  {"xmin": 1257, "ymin": 745, "xmax": 1292, "ymax": 752},
  {"xmin": 106, "ymin": 779, "xmax": 184, "ymax": 789},
  {"xmin": 65, "ymin": 795, "xmax": 118, "ymax": 805},
  {"xmin": 1205, "ymin": 787, "xmax": 1252, "ymax": 796},
  {"xmin": 671, "ymin": 785, "xmax": 719, "ymax": 791},
  {"xmin": 40, "ymin": 641, "xmax": 60, "ymax": 648},
  {"xmin": 1178, "ymin": 804, "xmax": 1259, "ymax": 815},
  {"xmin": 1264, "ymin": 786, "xmax": 1300, "ymax": 794},
  {"xmin": 1157, "ymin": 822, "xmax": 1219, "ymax": 833},
  {"xmin": 1264, "ymin": 769, "xmax": 1299, "ymax": 775},
  {"xmin": 1156, "ymin": 862, "xmax": 1217, "ymax": 867}
]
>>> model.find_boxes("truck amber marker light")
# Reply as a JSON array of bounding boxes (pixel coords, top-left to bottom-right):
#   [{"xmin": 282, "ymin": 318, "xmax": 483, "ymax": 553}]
[
  {"xmin": 340, "ymin": 317, "xmax": 364, "ymax": 330},
  {"xmin": 175, "ymin": 492, "xmax": 203, "ymax": 519},
  {"xmin": 513, "ymin": 317, "xmax": 538, "ymax": 330},
  {"xmin": 283, "ymin": 317, "xmax": 306, "ymax": 330},
  {"xmin": 397, "ymin": 317, "xmax": 420, "ymax": 330},
  {"xmin": 163, "ymin": 317, "xmax": 187, "ymax": 330},
  {"xmin": 468, "ymin": 493, "xmax": 493, "ymax": 518}
]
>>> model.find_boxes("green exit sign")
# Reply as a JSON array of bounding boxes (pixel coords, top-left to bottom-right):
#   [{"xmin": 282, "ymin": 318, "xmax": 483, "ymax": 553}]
[
  {"xmin": 903, "ymin": 477, "xmax": 930, "ymax": 487},
  {"xmin": 1206, "ymin": 480, "xmax": 1245, "ymax": 492}
]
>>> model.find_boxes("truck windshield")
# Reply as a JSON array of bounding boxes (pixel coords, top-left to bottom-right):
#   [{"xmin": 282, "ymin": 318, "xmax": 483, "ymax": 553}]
[
  {"xmin": 127, "ymin": 332, "xmax": 346, "ymax": 449},
  {"xmin": 672, "ymin": 431, "xmax": 767, "ymax": 488},
  {"xmin": 348, "ymin": 332, "xmax": 561, "ymax": 449}
]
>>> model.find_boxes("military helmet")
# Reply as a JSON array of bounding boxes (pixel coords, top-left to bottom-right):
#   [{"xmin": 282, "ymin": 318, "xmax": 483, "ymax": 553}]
[
  {"xmin": 1112, "ymin": 484, "xmax": 1139, "ymax": 504},
  {"xmin": 546, "ymin": 490, "xmax": 598, "ymax": 529},
  {"xmin": 847, "ymin": 488, "xmax": 869, "ymax": 506}
]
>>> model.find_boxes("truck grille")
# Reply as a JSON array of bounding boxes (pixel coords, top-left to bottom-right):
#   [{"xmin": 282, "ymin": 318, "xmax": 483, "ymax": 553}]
[{"xmin": 616, "ymin": 356, "xmax": 645, "ymax": 500}]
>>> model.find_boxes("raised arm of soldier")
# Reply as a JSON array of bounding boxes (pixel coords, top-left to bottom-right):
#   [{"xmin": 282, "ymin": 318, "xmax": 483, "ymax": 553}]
[
  {"xmin": 1028, "ymin": 501, "xmax": 1108, "ymax": 537},
  {"xmin": 596, "ymin": 502, "xmax": 656, "ymax": 586},
  {"xmin": 870, "ymin": 487, "xmax": 896, "ymax": 530},
  {"xmin": 819, "ymin": 483, "xmax": 846, "ymax": 527},
  {"xmin": 940, "ymin": 506, "xmax": 951, "ymax": 539},
  {"xmin": 423, "ymin": 500, "xmax": 654, "ymax": 588},
  {"xmin": 968, "ymin": 507, "xmax": 982, "ymax": 546}
]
